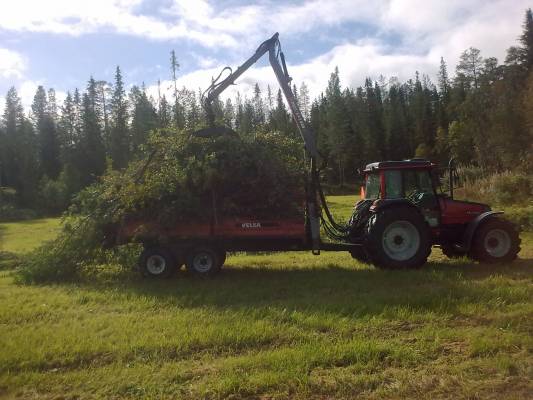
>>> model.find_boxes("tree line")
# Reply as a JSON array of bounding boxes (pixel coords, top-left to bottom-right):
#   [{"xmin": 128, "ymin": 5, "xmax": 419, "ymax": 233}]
[{"xmin": 1, "ymin": 9, "xmax": 532, "ymax": 212}]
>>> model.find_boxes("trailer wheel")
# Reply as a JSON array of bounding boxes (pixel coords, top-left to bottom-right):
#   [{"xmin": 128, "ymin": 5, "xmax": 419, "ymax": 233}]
[
  {"xmin": 139, "ymin": 247, "xmax": 175, "ymax": 278},
  {"xmin": 471, "ymin": 217, "xmax": 520, "ymax": 263},
  {"xmin": 365, "ymin": 207, "xmax": 431, "ymax": 269},
  {"xmin": 185, "ymin": 246, "xmax": 221, "ymax": 276}
]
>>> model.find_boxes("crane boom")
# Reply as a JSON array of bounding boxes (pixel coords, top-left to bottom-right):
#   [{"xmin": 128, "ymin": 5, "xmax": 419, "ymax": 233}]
[{"xmin": 199, "ymin": 33, "xmax": 318, "ymax": 159}]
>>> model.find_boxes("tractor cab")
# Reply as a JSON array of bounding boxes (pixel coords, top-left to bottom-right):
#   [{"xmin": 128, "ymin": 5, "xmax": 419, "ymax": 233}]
[{"xmin": 361, "ymin": 159, "xmax": 441, "ymax": 227}]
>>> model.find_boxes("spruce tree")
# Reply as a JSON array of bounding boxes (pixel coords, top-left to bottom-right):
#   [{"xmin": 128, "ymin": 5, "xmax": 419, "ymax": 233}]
[
  {"xmin": 299, "ymin": 82, "xmax": 310, "ymax": 121},
  {"xmin": 252, "ymin": 83, "xmax": 265, "ymax": 130},
  {"xmin": 130, "ymin": 85, "xmax": 157, "ymax": 153},
  {"xmin": 519, "ymin": 8, "xmax": 533, "ymax": 70},
  {"xmin": 2, "ymin": 87, "xmax": 40, "ymax": 205},
  {"xmin": 109, "ymin": 66, "xmax": 129, "ymax": 169},
  {"xmin": 32, "ymin": 86, "xmax": 61, "ymax": 179},
  {"xmin": 80, "ymin": 78, "xmax": 106, "ymax": 184}
]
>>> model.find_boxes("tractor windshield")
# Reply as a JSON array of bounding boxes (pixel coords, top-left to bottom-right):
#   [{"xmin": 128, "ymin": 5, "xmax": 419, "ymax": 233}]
[{"xmin": 365, "ymin": 173, "xmax": 380, "ymax": 199}]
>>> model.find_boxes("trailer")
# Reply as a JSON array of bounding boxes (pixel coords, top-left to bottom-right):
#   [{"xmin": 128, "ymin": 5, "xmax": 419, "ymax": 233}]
[{"xmin": 115, "ymin": 214, "xmax": 360, "ymax": 277}]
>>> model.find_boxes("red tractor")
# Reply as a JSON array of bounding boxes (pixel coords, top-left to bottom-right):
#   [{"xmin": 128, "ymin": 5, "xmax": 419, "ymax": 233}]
[{"xmin": 346, "ymin": 159, "xmax": 521, "ymax": 268}]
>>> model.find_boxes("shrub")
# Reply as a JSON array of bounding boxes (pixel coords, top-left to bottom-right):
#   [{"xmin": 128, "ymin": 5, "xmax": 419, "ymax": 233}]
[
  {"xmin": 0, "ymin": 251, "xmax": 21, "ymax": 270},
  {"xmin": 38, "ymin": 176, "xmax": 69, "ymax": 214},
  {"xmin": 490, "ymin": 172, "xmax": 531, "ymax": 205},
  {"xmin": 458, "ymin": 170, "xmax": 532, "ymax": 206},
  {"xmin": 0, "ymin": 204, "xmax": 38, "ymax": 222},
  {"xmin": 503, "ymin": 205, "xmax": 533, "ymax": 231}
]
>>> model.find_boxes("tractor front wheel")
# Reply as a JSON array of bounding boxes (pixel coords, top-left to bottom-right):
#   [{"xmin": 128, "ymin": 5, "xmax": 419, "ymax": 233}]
[
  {"xmin": 471, "ymin": 218, "xmax": 520, "ymax": 263},
  {"xmin": 365, "ymin": 207, "xmax": 431, "ymax": 269}
]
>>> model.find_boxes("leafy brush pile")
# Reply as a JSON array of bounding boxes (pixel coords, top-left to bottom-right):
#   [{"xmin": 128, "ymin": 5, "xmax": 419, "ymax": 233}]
[{"xmin": 17, "ymin": 131, "xmax": 306, "ymax": 283}]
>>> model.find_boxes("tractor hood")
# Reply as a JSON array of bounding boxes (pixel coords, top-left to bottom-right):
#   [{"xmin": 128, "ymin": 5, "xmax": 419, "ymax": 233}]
[{"xmin": 439, "ymin": 197, "xmax": 490, "ymax": 225}]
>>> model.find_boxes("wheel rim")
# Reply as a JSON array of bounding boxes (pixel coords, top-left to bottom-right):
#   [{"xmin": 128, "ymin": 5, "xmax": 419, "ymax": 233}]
[
  {"xmin": 484, "ymin": 228, "xmax": 511, "ymax": 258},
  {"xmin": 146, "ymin": 254, "xmax": 166, "ymax": 275},
  {"xmin": 192, "ymin": 252, "xmax": 214, "ymax": 273},
  {"xmin": 382, "ymin": 221, "xmax": 421, "ymax": 261}
]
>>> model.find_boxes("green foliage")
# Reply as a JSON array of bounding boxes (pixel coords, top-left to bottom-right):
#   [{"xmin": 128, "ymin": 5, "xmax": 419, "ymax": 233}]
[
  {"xmin": 0, "ymin": 251, "xmax": 20, "ymax": 270},
  {"xmin": 38, "ymin": 175, "xmax": 69, "ymax": 214},
  {"xmin": 15, "ymin": 217, "xmax": 139, "ymax": 283},
  {"xmin": 459, "ymin": 169, "xmax": 532, "ymax": 206},
  {"xmin": 490, "ymin": 172, "xmax": 532, "ymax": 205},
  {"xmin": 17, "ymin": 131, "xmax": 305, "ymax": 283},
  {"xmin": 504, "ymin": 205, "xmax": 533, "ymax": 231},
  {"xmin": 0, "ymin": 187, "xmax": 39, "ymax": 221},
  {"xmin": 0, "ymin": 204, "xmax": 38, "ymax": 222}
]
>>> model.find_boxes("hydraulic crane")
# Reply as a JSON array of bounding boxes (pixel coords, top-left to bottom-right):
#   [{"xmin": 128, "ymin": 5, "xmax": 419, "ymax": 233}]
[{"xmin": 193, "ymin": 32, "xmax": 324, "ymax": 253}]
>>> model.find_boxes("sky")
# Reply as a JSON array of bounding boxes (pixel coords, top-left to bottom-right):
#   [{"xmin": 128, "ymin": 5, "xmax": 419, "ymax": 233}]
[{"xmin": 0, "ymin": 0, "xmax": 530, "ymax": 113}]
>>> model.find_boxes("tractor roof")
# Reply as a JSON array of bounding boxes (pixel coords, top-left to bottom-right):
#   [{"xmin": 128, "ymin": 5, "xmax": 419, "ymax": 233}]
[{"xmin": 364, "ymin": 159, "xmax": 434, "ymax": 172}]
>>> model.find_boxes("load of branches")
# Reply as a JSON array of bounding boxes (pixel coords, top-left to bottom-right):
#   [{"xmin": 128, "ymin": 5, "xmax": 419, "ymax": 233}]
[{"xmin": 18, "ymin": 131, "xmax": 306, "ymax": 283}]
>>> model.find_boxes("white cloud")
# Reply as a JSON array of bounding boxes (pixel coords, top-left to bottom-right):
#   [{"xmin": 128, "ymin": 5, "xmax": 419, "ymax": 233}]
[
  {"xmin": 146, "ymin": 39, "xmax": 438, "ymax": 106},
  {"xmin": 2, "ymin": 0, "xmax": 531, "ymax": 111},
  {"xmin": 0, "ymin": 0, "xmax": 236, "ymax": 47},
  {"xmin": 0, "ymin": 48, "xmax": 27, "ymax": 79}
]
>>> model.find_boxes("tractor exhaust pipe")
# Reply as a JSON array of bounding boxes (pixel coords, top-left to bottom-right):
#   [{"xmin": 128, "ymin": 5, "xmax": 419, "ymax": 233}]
[{"xmin": 448, "ymin": 158, "xmax": 455, "ymax": 199}]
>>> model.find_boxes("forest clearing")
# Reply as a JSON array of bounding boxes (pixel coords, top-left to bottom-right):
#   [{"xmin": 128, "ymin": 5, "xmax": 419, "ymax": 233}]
[{"xmin": 1, "ymin": 195, "xmax": 532, "ymax": 399}]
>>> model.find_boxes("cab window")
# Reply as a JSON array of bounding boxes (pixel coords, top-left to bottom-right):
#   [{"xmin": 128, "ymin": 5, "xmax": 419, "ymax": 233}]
[
  {"xmin": 404, "ymin": 170, "xmax": 434, "ymax": 197},
  {"xmin": 365, "ymin": 173, "xmax": 380, "ymax": 199},
  {"xmin": 384, "ymin": 170, "xmax": 402, "ymax": 199}
]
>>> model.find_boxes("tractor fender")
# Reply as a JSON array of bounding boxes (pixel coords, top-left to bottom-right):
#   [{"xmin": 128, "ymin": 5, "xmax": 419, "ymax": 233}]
[
  {"xmin": 369, "ymin": 199, "xmax": 420, "ymax": 213},
  {"xmin": 462, "ymin": 211, "xmax": 503, "ymax": 251}
]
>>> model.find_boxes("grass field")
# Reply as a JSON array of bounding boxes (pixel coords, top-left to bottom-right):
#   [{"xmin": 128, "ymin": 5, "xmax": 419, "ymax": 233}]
[
  {"xmin": 0, "ymin": 218, "xmax": 62, "ymax": 254},
  {"xmin": 0, "ymin": 196, "xmax": 532, "ymax": 399}
]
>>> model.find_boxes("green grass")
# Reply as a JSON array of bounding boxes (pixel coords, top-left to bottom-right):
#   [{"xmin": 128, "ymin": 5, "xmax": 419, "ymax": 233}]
[
  {"xmin": 0, "ymin": 218, "xmax": 62, "ymax": 254},
  {"xmin": 0, "ymin": 196, "xmax": 532, "ymax": 399}
]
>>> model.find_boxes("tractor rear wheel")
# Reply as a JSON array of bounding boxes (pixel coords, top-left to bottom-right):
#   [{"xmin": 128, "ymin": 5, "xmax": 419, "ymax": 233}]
[
  {"xmin": 471, "ymin": 218, "xmax": 520, "ymax": 263},
  {"xmin": 365, "ymin": 207, "xmax": 431, "ymax": 269}
]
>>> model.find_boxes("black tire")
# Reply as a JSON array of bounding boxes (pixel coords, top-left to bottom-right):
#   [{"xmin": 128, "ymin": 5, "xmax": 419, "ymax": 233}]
[
  {"xmin": 365, "ymin": 207, "xmax": 431, "ymax": 269},
  {"xmin": 185, "ymin": 246, "xmax": 222, "ymax": 276},
  {"xmin": 441, "ymin": 245, "xmax": 467, "ymax": 259},
  {"xmin": 139, "ymin": 247, "xmax": 176, "ymax": 278},
  {"xmin": 471, "ymin": 217, "xmax": 520, "ymax": 263}
]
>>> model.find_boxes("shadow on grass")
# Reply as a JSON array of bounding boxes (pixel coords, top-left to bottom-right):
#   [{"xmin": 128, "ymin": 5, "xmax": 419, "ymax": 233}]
[
  {"xmin": 0, "ymin": 224, "xmax": 6, "ymax": 252},
  {"xmin": 67, "ymin": 256, "xmax": 533, "ymax": 318}
]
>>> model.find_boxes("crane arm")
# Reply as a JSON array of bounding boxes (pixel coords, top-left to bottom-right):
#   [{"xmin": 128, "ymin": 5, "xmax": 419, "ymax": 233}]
[{"xmin": 200, "ymin": 32, "xmax": 318, "ymax": 159}]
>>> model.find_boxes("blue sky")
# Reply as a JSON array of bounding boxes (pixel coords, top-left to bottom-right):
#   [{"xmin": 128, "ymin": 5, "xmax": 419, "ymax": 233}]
[{"xmin": 0, "ymin": 0, "xmax": 530, "ymax": 111}]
